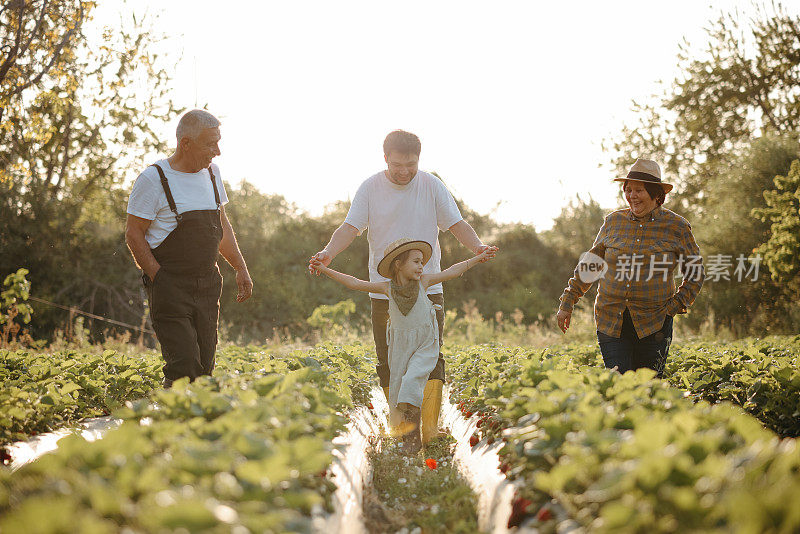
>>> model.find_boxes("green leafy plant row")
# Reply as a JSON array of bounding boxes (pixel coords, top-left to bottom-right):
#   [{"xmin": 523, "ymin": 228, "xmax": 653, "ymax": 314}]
[
  {"xmin": 538, "ymin": 336, "xmax": 800, "ymax": 438},
  {"xmin": 0, "ymin": 349, "xmax": 163, "ymax": 445},
  {"xmin": 0, "ymin": 343, "xmax": 376, "ymax": 533},
  {"xmin": 665, "ymin": 336, "xmax": 800, "ymax": 438},
  {"xmin": 446, "ymin": 345, "xmax": 800, "ymax": 534}
]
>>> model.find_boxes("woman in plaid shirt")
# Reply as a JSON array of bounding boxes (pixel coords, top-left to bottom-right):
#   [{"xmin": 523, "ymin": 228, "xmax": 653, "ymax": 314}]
[{"xmin": 556, "ymin": 159, "xmax": 704, "ymax": 377}]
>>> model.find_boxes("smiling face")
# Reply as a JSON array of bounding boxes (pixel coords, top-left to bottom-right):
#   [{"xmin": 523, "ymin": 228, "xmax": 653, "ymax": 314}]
[
  {"xmin": 624, "ymin": 180, "xmax": 659, "ymax": 217},
  {"xmin": 385, "ymin": 151, "xmax": 419, "ymax": 186},
  {"xmin": 393, "ymin": 249, "xmax": 425, "ymax": 282},
  {"xmin": 181, "ymin": 127, "xmax": 221, "ymax": 170}
]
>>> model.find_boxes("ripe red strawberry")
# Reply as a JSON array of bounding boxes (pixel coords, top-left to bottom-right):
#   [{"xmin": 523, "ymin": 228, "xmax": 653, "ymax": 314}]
[
  {"xmin": 537, "ymin": 507, "xmax": 553, "ymax": 521},
  {"xmin": 469, "ymin": 434, "xmax": 479, "ymax": 447},
  {"xmin": 367, "ymin": 402, "xmax": 374, "ymax": 410},
  {"xmin": 487, "ymin": 436, "xmax": 495, "ymax": 445},
  {"xmin": 507, "ymin": 496, "xmax": 533, "ymax": 528},
  {"xmin": 499, "ymin": 462, "xmax": 510, "ymax": 474},
  {"xmin": 464, "ymin": 411, "xmax": 472, "ymax": 418},
  {"xmin": 0, "ymin": 447, "xmax": 12, "ymax": 466}
]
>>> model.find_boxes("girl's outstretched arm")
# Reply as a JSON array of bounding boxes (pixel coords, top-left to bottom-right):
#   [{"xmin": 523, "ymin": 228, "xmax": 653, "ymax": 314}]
[
  {"xmin": 310, "ymin": 260, "xmax": 389, "ymax": 295},
  {"xmin": 422, "ymin": 248, "xmax": 496, "ymax": 288}
]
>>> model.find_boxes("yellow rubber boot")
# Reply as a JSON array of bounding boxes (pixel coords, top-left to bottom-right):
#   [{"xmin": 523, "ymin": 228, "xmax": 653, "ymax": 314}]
[
  {"xmin": 421, "ymin": 379, "xmax": 445, "ymax": 446},
  {"xmin": 383, "ymin": 386, "xmax": 402, "ymax": 436}
]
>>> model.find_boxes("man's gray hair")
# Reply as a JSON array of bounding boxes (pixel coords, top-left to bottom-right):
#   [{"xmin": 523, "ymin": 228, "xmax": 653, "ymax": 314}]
[{"xmin": 176, "ymin": 109, "xmax": 220, "ymax": 142}]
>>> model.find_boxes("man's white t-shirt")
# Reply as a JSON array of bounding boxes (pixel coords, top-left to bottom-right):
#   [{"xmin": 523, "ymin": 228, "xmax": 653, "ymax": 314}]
[
  {"xmin": 344, "ymin": 170, "xmax": 463, "ymax": 299},
  {"xmin": 126, "ymin": 159, "xmax": 229, "ymax": 248}
]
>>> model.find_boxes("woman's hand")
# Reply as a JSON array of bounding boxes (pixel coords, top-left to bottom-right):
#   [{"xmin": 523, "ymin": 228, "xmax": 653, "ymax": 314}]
[{"xmin": 556, "ymin": 309, "xmax": 572, "ymax": 333}]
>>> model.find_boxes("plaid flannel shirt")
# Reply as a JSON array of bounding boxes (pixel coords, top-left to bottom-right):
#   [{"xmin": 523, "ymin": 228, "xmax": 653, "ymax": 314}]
[{"xmin": 559, "ymin": 206, "xmax": 704, "ymax": 338}]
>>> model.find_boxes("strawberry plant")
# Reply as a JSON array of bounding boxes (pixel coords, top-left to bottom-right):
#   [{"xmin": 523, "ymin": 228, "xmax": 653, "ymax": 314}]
[
  {"xmin": 446, "ymin": 343, "xmax": 800, "ymax": 533},
  {"xmin": 0, "ymin": 349, "xmax": 163, "ymax": 445},
  {"xmin": 0, "ymin": 343, "xmax": 377, "ymax": 532}
]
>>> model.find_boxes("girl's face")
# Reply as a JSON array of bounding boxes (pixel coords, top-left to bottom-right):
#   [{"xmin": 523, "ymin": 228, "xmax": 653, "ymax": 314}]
[
  {"xmin": 624, "ymin": 180, "xmax": 658, "ymax": 217},
  {"xmin": 396, "ymin": 249, "xmax": 424, "ymax": 281}
]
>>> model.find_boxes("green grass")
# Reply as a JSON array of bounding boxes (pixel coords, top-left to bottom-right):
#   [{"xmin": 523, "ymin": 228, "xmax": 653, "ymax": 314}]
[{"xmin": 365, "ymin": 435, "xmax": 478, "ymax": 534}]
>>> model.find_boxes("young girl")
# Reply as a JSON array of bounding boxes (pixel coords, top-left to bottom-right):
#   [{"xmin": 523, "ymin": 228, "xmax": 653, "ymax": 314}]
[{"xmin": 310, "ymin": 237, "xmax": 495, "ymax": 453}]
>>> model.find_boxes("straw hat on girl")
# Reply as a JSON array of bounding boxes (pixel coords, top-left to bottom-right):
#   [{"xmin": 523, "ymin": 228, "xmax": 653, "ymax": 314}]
[{"xmin": 377, "ymin": 238, "xmax": 433, "ymax": 278}]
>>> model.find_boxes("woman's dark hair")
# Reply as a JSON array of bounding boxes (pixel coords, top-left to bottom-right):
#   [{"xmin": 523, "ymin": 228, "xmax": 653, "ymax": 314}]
[
  {"xmin": 389, "ymin": 250, "xmax": 413, "ymax": 280},
  {"xmin": 623, "ymin": 180, "xmax": 666, "ymax": 206},
  {"xmin": 383, "ymin": 130, "xmax": 421, "ymax": 157}
]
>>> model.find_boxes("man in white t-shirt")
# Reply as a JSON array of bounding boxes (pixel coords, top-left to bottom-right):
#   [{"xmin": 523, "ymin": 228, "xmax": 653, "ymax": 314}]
[
  {"xmin": 125, "ymin": 109, "xmax": 253, "ymax": 388},
  {"xmin": 309, "ymin": 130, "xmax": 497, "ymax": 444}
]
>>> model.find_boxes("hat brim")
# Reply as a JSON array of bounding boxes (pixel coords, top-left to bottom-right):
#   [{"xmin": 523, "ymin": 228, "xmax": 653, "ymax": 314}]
[
  {"xmin": 613, "ymin": 177, "xmax": 673, "ymax": 194},
  {"xmin": 377, "ymin": 240, "xmax": 433, "ymax": 278}
]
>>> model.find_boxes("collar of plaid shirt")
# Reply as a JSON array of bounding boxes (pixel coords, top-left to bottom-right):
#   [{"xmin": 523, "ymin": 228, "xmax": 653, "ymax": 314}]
[{"xmin": 628, "ymin": 205, "xmax": 662, "ymax": 222}]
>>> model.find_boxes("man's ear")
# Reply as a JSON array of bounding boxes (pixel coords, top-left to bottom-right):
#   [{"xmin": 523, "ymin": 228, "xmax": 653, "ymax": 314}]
[{"xmin": 384, "ymin": 153, "xmax": 389, "ymax": 165}]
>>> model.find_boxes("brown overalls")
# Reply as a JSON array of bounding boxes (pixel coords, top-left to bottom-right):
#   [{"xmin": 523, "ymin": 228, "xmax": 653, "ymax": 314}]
[{"xmin": 142, "ymin": 164, "xmax": 223, "ymax": 387}]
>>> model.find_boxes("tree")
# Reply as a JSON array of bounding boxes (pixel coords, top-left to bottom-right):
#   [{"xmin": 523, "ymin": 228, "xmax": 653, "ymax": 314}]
[
  {"xmin": 690, "ymin": 135, "xmax": 800, "ymax": 334},
  {"xmin": 607, "ymin": 5, "xmax": 800, "ymax": 214},
  {"xmin": 0, "ymin": 4, "xmax": 179, "ymax": 338},
  {"xmin": 219, "ymin": 184, "xmax": 371, "ymax": 341},
  {"xmin": 754, "ymin": 159, "xmax": 800, "ymax": 296},
  {"xmin": 0, "ymin": 0, "xmax": 87, "ymax": 125},
  {"xmin": 542, "ymin": 195, "xmax": 608, "ymax": 264}
]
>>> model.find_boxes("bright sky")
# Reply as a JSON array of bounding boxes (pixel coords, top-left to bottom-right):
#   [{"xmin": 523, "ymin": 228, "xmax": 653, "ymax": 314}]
[{"xmin": 94, "ymin": 0, "xmax": 789, "ymax": 230}]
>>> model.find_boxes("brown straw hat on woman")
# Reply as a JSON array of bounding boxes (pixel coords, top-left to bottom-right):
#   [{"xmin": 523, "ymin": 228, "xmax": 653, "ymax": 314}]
[{"xmin": 613, "ymin": 158, "xmax": 674, "ymax": 194}]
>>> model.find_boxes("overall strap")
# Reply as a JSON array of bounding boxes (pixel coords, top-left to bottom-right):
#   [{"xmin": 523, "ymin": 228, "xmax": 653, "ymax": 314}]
[
  {"xmin": 151, "ymin": 164, "xmax": 182, "ymax": 222},
  {"xmin": 207, "ymin": 166, "xmax": 221, "ymax": 209}
]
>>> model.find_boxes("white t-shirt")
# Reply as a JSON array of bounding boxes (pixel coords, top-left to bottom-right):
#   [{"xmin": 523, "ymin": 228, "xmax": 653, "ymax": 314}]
[
  {"xmin": 344, "ymin": 170, "xmax": 463, "ymax": 299},
  {"xmin": 126, "ymin": 159, "xmax": 229, "ymax": 248}
]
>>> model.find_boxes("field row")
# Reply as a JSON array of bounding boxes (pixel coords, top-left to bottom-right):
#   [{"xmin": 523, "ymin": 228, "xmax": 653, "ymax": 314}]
[
  {"xmin": 448, "ymin": 341, "xmax": 800, "ymax": 533},
  {"xmin": 0, "ymin": 349, "xmax": 162, "ymax": 445},
  {"xmin": 1, "ymin": 344, "xmax": 374, "ymax": 533},
  {"xmin": 2, "ymin": 337, "xmax": 799, "ymax": 533}
]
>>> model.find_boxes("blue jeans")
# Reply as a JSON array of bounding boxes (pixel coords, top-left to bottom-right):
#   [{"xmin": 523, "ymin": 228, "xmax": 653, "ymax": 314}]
[{"xmin": 597, "ymin": 308, "xmax": 673, "ymax": 377}]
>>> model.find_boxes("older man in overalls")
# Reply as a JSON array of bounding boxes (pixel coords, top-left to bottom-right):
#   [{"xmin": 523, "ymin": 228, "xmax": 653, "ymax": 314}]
[{"xmin": 125, "ymin": 109, "xmax": 253, "ymax": 387}]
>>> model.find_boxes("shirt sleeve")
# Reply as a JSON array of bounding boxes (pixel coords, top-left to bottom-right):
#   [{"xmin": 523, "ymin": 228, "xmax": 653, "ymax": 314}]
[
  {"xmin": 126, "ymin": 168, "xmax": 159, "ymax": 220},
  {"xmin": 210, "ymin": 164, "xmax": 229, "ymax": 205},
  {"xmin": 665, "ymin": 221, "xmax": 704, "ymax": 316},
  {"xmin": 558, "ymin": 215, "xmax": 609, "ymax": 312},
  {"xmin": 343, "ymin": 180, "xmax": 370, "ymax": 235},
  {"xmin": 433, "ymin": 176, "xmax": 463, "ymax": 231}
]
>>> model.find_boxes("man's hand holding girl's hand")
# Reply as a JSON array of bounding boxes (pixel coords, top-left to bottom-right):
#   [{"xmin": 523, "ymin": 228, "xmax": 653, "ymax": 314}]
[
  {"xmin": 308, "ymin": 250, "xmax": 332, "ymax": 276},
  {"xmin": 308, "ymin": 257, "xmax": 327, "ymax": 275},
  {"xmin": 475, "ymin": 244, "xmax": 498, "ymax": 263}
]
